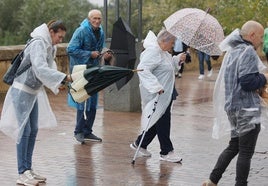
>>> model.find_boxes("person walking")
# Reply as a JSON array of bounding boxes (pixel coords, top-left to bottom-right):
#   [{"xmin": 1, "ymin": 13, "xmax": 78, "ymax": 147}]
[
  {"xmin": 202, "ymin": 20, "xmax": 267, "ymax": 186},
  {"xmin": 67, "ymin": 9, "xmax": 112, "ymax": 143},
  {"xmin": 130, "ymin": 29, "xmax": 185, "ymax": 163},
  {"xmin": 197, "ymin": 50, "xmax": 213, "ymax": 80},
  {"xmin": 0, "ymin": 20, "xmax": 72, "ymax": 186}
]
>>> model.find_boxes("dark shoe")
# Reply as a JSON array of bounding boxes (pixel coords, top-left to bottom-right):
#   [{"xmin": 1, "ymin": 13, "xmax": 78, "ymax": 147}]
[
  {"xmin": 84, "ymin": 133, "xmax": 102, "ymax": 142},
  {"xmin": 74, "ymin": 133, "xmax": 85, "ymax": 143}
]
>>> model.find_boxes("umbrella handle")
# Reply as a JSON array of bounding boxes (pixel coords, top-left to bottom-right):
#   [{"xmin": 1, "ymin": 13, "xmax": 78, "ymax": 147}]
[
  {"xmin": 132, "ymin": 69, "xmax": 144, "ymax": 72},
  {"xmin": 68, "ymin": 85, "xmax": 77, "ymax": 92}
]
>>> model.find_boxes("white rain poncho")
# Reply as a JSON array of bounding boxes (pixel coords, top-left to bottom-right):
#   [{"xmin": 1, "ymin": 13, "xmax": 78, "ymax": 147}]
[
  {"xmin": 0, "ymin": 23, "xmax": 66, "ymax": 143},
  {"xmin": 212, "ymin": 29, "xmax": 268, "ymax": 139},
  {"xmin": 138, "ymin": 31, "xmax": 180, "ymax": 131}
]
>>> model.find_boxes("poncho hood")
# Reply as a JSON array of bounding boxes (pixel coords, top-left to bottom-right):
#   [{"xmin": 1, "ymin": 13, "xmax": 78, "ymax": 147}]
[
  {"xmin": 219, "ymin": 29, "xmax": 252, "ymax": 52},
  {"xmin": 143, "ymin": 30, "xmax": 160, "ymax": 49},
  {"xmin": 30, "ymin": 23, "xmax": 52, "ymax": 45}
]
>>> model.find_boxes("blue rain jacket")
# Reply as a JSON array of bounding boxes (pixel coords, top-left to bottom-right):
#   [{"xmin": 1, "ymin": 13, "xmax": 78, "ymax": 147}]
[{"xmin": 66, "ymin": 19, "xmax": 105, "ymax": 110}]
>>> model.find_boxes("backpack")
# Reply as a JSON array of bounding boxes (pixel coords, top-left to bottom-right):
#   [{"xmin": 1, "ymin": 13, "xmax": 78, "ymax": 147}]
[{"xmin": 3, "ymin": 39, "xmax": 38, "ymax": 85}]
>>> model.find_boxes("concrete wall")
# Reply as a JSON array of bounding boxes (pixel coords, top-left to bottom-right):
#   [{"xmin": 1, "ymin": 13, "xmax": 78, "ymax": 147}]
[
  {"xmin": 0, "ymin": 42, "xmax": 265, "ymax": 111},
  {"xmin": 0, "ymin": 43, "xmax": 69, "ymax": 102}
]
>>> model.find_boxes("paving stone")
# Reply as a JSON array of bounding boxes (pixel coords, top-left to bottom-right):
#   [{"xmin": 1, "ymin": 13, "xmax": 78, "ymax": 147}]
[{"xmin": 0, "ymin": 70, "xmax": 267, "ymax": 185}]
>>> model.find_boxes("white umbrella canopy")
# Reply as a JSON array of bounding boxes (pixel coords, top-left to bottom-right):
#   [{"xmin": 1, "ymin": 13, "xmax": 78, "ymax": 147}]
[{"xmin": 164, "ymin": 8, "xmax": 224, "ymax": 56}]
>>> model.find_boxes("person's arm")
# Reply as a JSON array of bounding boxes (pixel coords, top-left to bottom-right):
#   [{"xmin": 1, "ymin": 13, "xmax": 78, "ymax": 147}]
[
  {"xmin": 66, "ymin": 28, "xmax": 92, "ymax": 61},
  {"xmin": 172, "ymin": 53, "xmax": 186, "ymax": 70},
  {"xmin": 239, "ymin": 72, "xmax": 267, "ymax": 91}
]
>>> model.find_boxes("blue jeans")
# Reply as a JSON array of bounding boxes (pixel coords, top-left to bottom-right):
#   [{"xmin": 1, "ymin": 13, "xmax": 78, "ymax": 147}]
[
  {"xmin": 74, "ymin": 94, "xmax": 98, "ymax": 136},
  {"xmin": 74, "ymin": 109, "xmax": 96, "ymax": 136},
  {"xmin": 17, "ymin": 101, "xmax": 38, "ymax": 174},
  {"xmin": 209, "ymin": 124, "xmax": 260, "ymax": 186},
  {"xmin": 197, "ymin": 51, "xmax": 211, "ymax": 75}
]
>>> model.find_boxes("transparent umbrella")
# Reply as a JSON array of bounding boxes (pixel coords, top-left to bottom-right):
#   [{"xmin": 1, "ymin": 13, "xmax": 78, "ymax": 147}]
[{"xmin": 164, "ymin": 8, "xmax": 224, "ymax": 56}]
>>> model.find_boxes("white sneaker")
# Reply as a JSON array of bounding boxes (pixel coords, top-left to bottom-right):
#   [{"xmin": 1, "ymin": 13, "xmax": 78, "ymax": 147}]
[
  {"xmin": 198, "ymin": 74, "xmax": 205, "ymax": 80},
  {"xmin": 207, "ymin": 69, "xmax": 213, "ymax": 77},
  {"xmin": 16, "ymin": 170, "xmax": 39, "ymax": 186},
  {"xmin": 130, "ymin": 142, "xmax": 152, "ymax": 157},
  {"xmin": 30, "ymin": 169, "xmax": 46, "ymax": 183},
  {"xmin": 178, "ymin": 73, "xmax": 182, "ymax": 78},
  {"xmin": 160, "ymin": 151, "xmax": 182, "ymax": 163},
  {"xmin": 202, "ymin": 179, "xmax": 217, "ymax": 186}
]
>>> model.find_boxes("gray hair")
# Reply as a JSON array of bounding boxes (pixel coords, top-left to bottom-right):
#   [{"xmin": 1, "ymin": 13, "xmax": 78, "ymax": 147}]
[
  {"xmin": 88, "ymin": 9, "xmax": 102, "ymax": 19},
  {"xmin": 157, "ymin": 29, "xmax": 176, "ymax": 43}
]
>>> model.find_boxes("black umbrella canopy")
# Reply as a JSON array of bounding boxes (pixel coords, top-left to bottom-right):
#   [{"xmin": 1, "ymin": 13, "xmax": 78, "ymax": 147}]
[
  {"xmin": 83, "ymin": 65, "xmax": 133, "ymax": 95},
  {"xmin": 69, "ymin": 65, "xmax": 134, "ymax": 103},
  {"xmin": 110, "ymin": 17, "xmax": 136, "ymax": 90}
]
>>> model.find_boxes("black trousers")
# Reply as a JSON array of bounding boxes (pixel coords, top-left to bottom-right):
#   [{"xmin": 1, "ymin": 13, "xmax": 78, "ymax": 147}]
[
  {"xmin": 209, "ymin": 124, "xmax": 260, "ymax": 186},
  {"xmin": 135, "ymin": 101, "xmax": 174, "ymax": 155}
]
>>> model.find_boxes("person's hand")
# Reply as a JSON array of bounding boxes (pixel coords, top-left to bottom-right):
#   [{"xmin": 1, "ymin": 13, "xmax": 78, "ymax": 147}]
[
  {"xmin": 180, "ymin": 53, "xmax": 187, "ymax": 62},
  {"xmin": 66, "ymin": 74, "xmax": 73, "ymax": 82},
  {"xmin": 158, "ymin": 89, "xmax": 164, "ymax": 94},
  {"xmin": 59, "ymin": 74, "xmax": 73, "ymax": 91},
  {"xmin": 58, "ymin": 85, "xmax": 66, "ymax": 91},
  {"xmin": 91, "ymin": 51, "xmax": 100, "ymax": 59},
  {"xmin": 264, "ymin": 73, "xmax": 268, "ymax": 81},
  {"xmin": 103, "ymin": 51, "xmax": 113, "ymax": 61}
]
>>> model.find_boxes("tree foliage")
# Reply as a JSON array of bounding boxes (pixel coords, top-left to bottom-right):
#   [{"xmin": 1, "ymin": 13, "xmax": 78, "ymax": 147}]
[
  {"xmin": 0, "ymin": 0, "xmax": 94, "ymax": 45},
  {"xmin": 1, "ymin": 0, "xmax": 268, "ymax": 46}
]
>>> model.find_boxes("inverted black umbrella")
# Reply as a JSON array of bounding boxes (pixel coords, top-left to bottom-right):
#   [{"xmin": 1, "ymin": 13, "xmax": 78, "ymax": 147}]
[
  {"xmin": 110, "ymin": 17, "xmax": 136, "ymax": 90},
  {"xmin": 69, "ymin": 65, "xmax": 140, "ymax": 103}
]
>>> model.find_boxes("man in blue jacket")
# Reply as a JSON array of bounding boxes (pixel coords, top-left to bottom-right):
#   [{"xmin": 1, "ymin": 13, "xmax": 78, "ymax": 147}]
[{"xmin": 66, "ymin": 9, "xmax": 105, "ymax": 143}]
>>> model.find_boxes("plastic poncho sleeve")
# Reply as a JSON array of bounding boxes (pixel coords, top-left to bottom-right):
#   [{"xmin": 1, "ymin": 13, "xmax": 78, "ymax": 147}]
[
  {"xmin": 29, "ymin": 40, "xmax": 66, "ymax": 94},
  {"xmin": 137, "ymin": 48, "xmax": 163, "ymax": 94}
]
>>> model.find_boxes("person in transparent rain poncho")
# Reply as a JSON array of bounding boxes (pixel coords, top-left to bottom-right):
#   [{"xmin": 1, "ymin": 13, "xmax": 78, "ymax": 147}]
[
  {"xmin": 129, "ymin": 29, "xmax": 186, "ymax": 163},
  {"xmin": 0, "ymin": 20, "xmax": 72, "ymax": 186},
  {"xmin": 202, "ymin": 21, "xmax": 268, "ymax": 186}
]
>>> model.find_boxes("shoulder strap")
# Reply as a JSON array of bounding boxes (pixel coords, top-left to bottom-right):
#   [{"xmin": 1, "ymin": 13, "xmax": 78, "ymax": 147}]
[{"xmin": 15, "ymin": 38, "xmax": 41, "ymax": 76}]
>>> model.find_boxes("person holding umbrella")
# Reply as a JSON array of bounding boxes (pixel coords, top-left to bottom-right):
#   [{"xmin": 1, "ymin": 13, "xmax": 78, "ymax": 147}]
[
  {"xmin": 67, "ymin": 9, "xmax": 112, "ymax": 143},
  {"xmin": 0, "ymin": 20, "xmax": 72, "ymax": 186},
  {"xmin": 130, "ymin": 29, "xmax": 186, "ymax": 163},
  {"xmin": 203, "ymin": 20, "xmax": 267, "ymax": 186}
]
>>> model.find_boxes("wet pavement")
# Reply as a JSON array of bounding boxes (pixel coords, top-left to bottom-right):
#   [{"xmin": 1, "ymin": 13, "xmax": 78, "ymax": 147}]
[{"xmin": 0, "ymin": 69, "xmax": 268, "ymax": 186}]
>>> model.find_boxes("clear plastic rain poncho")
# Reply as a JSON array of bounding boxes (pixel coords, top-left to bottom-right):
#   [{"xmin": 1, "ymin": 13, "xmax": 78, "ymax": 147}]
[
  {"xmin": 212, "ymin": 29, "xmax": 268, "ymax": 139},
  {"xmin": 0, "ymin": 23, "xmax": 66, "ymax": 144},
  {"xmin": 138, "ymin": 31, "xmax": 181, "ymax": 131}
]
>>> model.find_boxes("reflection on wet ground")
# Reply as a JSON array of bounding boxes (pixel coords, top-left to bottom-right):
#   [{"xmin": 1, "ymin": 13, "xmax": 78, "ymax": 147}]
[{"xmin": 0, "ymin": 69, "xmax": 267, "ymax": 186}]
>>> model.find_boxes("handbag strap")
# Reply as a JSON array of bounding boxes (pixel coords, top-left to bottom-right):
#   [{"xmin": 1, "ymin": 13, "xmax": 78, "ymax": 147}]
[{"xmin": 15, "ymin": 38, "xmax": 41, "ymax": 77}]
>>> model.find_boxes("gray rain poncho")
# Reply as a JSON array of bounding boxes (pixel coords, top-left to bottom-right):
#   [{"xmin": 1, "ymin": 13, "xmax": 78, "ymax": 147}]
[
  {"xmin": 138, "ymin": 31, "xmax": 181, "ymax": 131},
  {"xmin": 0, "ymin": 23, "xmax": 66, "ymax": 143},
  {"xmin": 212, "ymin": 29, "xmax": 268, "ymax": 139}
]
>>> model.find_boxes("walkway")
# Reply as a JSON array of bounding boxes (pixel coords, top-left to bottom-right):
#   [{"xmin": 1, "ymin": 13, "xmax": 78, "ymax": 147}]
[{"xmin": 0, "ymin": 70, "xmax": 267, "ymax": 186}]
